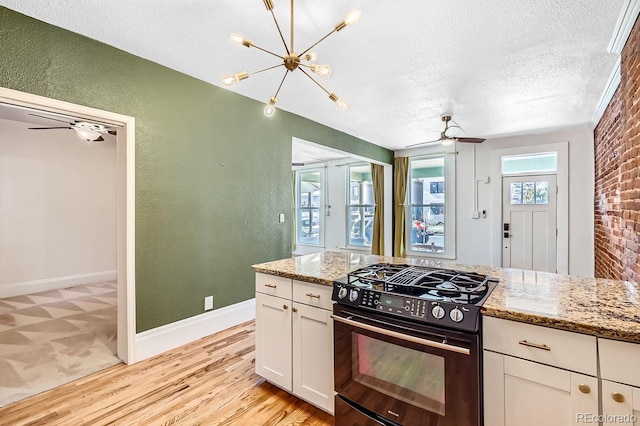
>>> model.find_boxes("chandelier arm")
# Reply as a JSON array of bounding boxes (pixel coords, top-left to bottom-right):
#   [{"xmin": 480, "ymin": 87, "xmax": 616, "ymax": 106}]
[
  {"xmin": 269, "ymin": 9, "xmax": 290, "ymax": 55},
  {"xmin": 249, "ymin": 63, "xmax": 286, "ymax": 76},
  {"xmin": 290, "ymin": 0, "xmax": 294, "ymax": 53},
  {"xmin": 249, "ymin": 43, "xmax": 286, "ymax": 60},
  {"xmin": 299, "ymin": 28, "xmax": 337, "ymax": 57},
  {"xmin": 298, "ymin": 67, "xmax": 331, "ymax": 95},
  {"xmin": 274, "ymin": 70, "xmax": 289, "ymax": 98}
]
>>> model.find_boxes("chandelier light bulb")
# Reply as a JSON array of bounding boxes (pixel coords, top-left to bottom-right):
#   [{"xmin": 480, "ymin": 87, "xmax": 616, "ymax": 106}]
[
  {"xmin": 310, "ymin": 64, "xmax": 332, "ymax": 78},
  {"xmin": 441, "ymin": 137, "xmax": 455, "ymax": 146},
  {"xmin": 303, "ymin": 52, "xmax": 318, "ymax": 61},
  {"xmin": 264, "ymin": 96, "xmax": 277, "ymax": 116},
  {"xmin": 329, "ymin": 93, "xmax": 349, "ymax": 111},
  {"xmin": 343, "ymin": 9, "xmax": 362, "ymax": 26},
  {"xmin": 230, "ymin": 33, "xmax": 252, "ymax": 47},
  {"xmin": 221, "ymin": 71, "xmax": 249, "ymax": 86}
]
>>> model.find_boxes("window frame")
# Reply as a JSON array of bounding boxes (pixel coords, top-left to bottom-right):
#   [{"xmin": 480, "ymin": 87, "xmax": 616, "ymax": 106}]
[
  {"xmin": 345, "ymin": 163, "xmax": 375, "ymax": 250},
  {"xmin": 295, "ymin": 167, "xmax": 325, "ymax": 247},
  {"xmin": 405, "ymin": 154, "xmax": 456, "ymax": 259}
]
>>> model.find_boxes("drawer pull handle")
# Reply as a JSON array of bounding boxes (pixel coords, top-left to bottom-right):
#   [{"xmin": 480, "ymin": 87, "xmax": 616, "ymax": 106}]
[
  {"xmin": 611, "ymin": 392, "xmax": 625, "ymax": 403},
  {"xmin": 283, "ymin": 304, "xmax": 288, "ymax": 310},
  {"xmin": 305, "ymin": 293, "xmax": 321, "ymax": 299},
  {"xmin": 578, "ymin": 384, "xmax": 591, "ymax": 394},
  {"xmin": 264, "ymin": 284, "xmax": 277, "ymax": 289},
  {"xmin": 518, "ymin": 340, "xmax": 551, "ymax": 351}
]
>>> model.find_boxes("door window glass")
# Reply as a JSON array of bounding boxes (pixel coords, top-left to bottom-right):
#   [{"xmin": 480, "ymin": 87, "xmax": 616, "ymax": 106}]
[{"xmin": 510, "ymin": 181, "xmax": 549, "ymax": 205}]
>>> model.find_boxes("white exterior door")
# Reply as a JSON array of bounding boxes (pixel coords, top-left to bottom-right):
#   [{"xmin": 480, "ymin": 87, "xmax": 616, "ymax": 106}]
[{"xmin": 502, "ymin": 174, "xmax": 557, "ymax": 272}]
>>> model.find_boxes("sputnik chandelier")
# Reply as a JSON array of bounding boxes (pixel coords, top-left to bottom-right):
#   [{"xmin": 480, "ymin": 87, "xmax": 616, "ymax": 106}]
[{"xmin": 221, "ymin": 0, "xmax": 361, "ymax": 116}]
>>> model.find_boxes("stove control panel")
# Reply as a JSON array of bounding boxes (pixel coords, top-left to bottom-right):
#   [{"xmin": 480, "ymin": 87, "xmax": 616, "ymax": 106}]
[{"xmin": 332, "ymin": 283, "xmax": 480, "ymax": 330}]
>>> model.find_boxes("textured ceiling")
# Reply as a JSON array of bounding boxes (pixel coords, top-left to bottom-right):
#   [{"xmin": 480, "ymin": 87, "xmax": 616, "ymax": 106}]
[{"xmin": 0, "ymin": 1, "xmax": 625, "ymax": 152}]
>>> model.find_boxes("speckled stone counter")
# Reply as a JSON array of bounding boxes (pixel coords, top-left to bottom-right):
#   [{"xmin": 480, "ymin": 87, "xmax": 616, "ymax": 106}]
[{"xmin": 251, "ymin": 251, "xmax": 640, "ymax": 343}]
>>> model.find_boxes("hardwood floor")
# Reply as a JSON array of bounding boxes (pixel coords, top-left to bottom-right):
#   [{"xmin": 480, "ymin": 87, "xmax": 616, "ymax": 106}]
[{"xmin": 0, "ymin": 320, "xmax": 334, "ymax": 426}]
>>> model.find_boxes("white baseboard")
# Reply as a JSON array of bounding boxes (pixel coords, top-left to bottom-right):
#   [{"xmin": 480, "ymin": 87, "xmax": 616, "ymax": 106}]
[
  {"xmin": 0, "ymin": 270, "xmax": 117, "ymax": 298},
  {"xmin": 133, "ymin": 298, "xmax": 256, "ymax": 363}
]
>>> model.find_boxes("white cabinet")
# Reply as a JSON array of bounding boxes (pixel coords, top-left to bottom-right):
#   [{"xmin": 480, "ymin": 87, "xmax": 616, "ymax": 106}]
[
  {"xmin": 599, "ymin": 338, "xmax": 640, "ymax": 425},
  {"xmin": 254, "ymin": 273, "xmax": 334, "ymax": 414},
  {"xmin": 483, "ymin": 317, "xmax": 598, "ymax": 426}
]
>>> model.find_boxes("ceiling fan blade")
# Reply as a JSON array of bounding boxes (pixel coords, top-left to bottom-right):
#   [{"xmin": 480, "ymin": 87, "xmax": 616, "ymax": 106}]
[
  {"xmin": 456, "ymin": 137, "xmax": 486, "ymax": 144},
  {"xmin": 406, "ymin": 138, "xmax": 442, "ymax": 148},
  {"xmin": 28, "ymin": 113, "xmax": 73, "ymax": 125},
  {"xmin": 28, "ymin": 126, "xmax": 73, "ymax": 130}
]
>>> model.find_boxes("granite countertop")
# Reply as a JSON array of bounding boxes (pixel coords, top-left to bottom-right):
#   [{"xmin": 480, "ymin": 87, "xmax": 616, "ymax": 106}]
[{"xmin": 252, "ymin": 251, "xmax": 640, "ymax": 343}]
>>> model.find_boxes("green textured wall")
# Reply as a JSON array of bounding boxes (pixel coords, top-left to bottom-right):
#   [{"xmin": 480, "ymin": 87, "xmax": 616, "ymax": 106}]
[{"xmin": 0, "ymin": 7, "xmax": 393, "ymax": 332}]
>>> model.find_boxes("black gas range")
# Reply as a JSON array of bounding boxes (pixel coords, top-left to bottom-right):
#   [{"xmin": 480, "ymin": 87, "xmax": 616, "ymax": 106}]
[
  {"xmin": 332, "ymin": 262, "xmax": 498, "ymax": 333},
  {"xmin": 331, "ymin": 263, "xmax": 499, "ymax": 425}
]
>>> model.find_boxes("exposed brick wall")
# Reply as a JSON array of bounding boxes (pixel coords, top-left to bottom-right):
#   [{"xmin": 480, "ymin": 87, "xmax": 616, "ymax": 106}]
[{"xmin": 594, "ymin": 17, "xmax": 640, "ymax": 282}]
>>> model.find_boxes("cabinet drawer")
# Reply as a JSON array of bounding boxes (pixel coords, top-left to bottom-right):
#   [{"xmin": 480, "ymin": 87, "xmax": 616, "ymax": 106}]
[
  {"xmin": 292, "ymin": 280, "xmax": 333, "ymax": 310},
  {"xmin": 599, "ymin": 338, "xmax": 640, "ymax": 387},
  {"xmin": 255, "ymin": 273, "xmax": 292, "ymax": 299},
  {"xmin": 483, "ymin": 316, "xmax": 597, "ymax": 376}
]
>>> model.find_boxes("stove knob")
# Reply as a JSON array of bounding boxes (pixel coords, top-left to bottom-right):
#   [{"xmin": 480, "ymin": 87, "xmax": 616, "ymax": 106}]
[
  {"xmin": 450, "ymin": 308, "xmax": 464, "ymax": 323},
  {"xmin": 337, "ymin": 287, "xmax": 348, "ymax": 299},
  {"xmin": 349, "ymin": 289, "xmax": 359, "ymax": 302},
  {"xmin": 431, "ymin": 305, "xmax": 445, "ymax": 319}
]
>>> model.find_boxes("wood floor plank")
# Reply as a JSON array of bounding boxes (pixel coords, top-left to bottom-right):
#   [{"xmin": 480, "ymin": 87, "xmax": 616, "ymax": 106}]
[{"xmin": 0, "ymin": 320, "xmax": 333, "ymax": 426}]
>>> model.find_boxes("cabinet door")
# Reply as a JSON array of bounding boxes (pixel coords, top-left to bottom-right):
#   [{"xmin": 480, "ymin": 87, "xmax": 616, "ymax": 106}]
[
  {"xmin": 602, "ymin": 380, "xmax": 639, "ymax": 425},
  {"xmin": 255, "ymin": 292, "xmax": 292, "ymax": 391},
  {"xmin": 501, "ymin": 355, "xmax": 598, "ymax": 426},
  {"xmin": 292, "ymin": 302, "xmax": 334, "ymax": 414}
]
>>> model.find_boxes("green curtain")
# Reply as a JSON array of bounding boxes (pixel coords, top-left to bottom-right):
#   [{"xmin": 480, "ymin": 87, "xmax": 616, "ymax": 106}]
[
  {"xmin": 291, "ymin": 170, "xmax": 297, "ymax": 253},
  {"xmin": 370, "ymin": 163, "xmax": 384, "ymax": 255},
  {"xmin": 393, "ymin": 157, "xmax": 409, "ymax": 257}
]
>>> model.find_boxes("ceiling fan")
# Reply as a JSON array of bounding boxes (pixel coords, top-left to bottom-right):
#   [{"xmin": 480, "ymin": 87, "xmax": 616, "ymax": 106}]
[
  {"xmin": 407, "ymin": 114, "xmax": 486, "ymax": 148},
  {"xmin": 27, "ymin": 113, "xmax": 116, "ymax": 142}
]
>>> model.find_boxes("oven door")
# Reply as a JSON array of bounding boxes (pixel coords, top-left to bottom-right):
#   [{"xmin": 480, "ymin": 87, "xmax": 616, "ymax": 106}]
[{"xmin": 333, "ymin": 304, "xmax": 481, "ymax": 426}]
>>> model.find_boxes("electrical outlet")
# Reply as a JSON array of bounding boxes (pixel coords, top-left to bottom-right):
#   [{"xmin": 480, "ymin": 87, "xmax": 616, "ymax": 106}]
[
  {"xmin": 279, "ymin": 213, "xmax": 285, "ymax": 223},
  {"xmin": 204, "ymin": 296, "xmax": 214, "ymax": 311}
]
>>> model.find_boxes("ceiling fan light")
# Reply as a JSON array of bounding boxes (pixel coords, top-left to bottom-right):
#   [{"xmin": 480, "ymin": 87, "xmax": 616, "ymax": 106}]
[
  {"xmin": 221, "ymin": 71, "xmax": 249, "ymax": 86},
  {"xmin": 264, "ymin": 96, "xmax": 277, "ymax": 117},
  {"xmin": 310, "ymin": 64, "xmax": 332, "ymax": 78},
  {"xmin": 75, "ymin": 128, "xmax": 102, "ymax": 142},
  {"xmin": 441, "ymin": 137, "xmax": 455, "ymax": 146},
  {"xmin": 230, "ymin": 33, "xmax": 252, "ymax": 47},
  {"xmin": 329, "ymin": 93, "xmax": 349, "ymax": 111}
]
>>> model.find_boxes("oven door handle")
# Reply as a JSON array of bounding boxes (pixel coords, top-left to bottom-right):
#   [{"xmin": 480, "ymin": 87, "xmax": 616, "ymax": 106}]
[{"xmin": 331, "ymin": 314, "xmax": 470, "ymax": 355}]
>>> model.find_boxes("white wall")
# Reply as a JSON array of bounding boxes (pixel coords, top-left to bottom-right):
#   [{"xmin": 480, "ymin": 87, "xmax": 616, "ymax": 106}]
[
  {"xmin": 400, "ymin": 127, "xmax": 595, "ymax": 277},
  {"xmin": 0, "ymin": 118, "xmax": 117, "ymax": 296}
]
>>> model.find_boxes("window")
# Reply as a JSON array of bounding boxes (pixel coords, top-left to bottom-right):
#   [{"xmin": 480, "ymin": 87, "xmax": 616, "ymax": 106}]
[
  {"xmin": 295, "ymin": 169, "xmax": 323, "ymax": 246},
  {"xmin": 408, "ymin": 156, "xmax": 447, "ymax": 255},
  {"xmin": 347, "ymin": 164, "xmax": 374, "ymax": 248},
  {"xmin": 510, "ymin": 181, "xmax": 549, "ymax": 205}
]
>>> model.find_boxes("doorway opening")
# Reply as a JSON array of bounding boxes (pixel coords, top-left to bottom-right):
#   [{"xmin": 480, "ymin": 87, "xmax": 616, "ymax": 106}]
[{"xmin": 0, "ymin": 89, "xmax": 135, "ymax": 370}]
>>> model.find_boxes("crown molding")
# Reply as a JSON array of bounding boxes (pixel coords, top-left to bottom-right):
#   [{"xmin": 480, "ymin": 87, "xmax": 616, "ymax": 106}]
[
  {"xmin": 592, "ymin": 0, "xmax": 640, "ymax": 126},
  {"xmin": 608, "ymin": 0, "xmax": 640, "ymax": 53}
]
